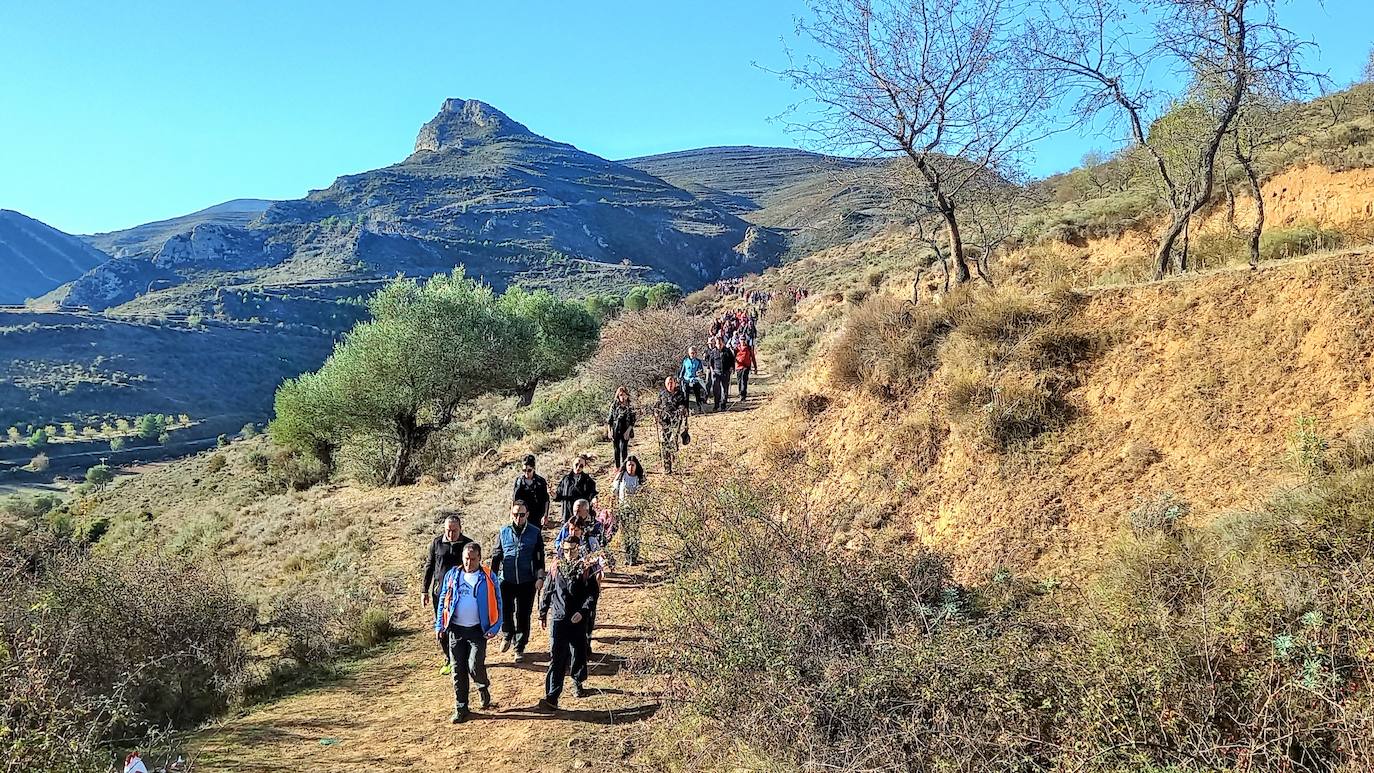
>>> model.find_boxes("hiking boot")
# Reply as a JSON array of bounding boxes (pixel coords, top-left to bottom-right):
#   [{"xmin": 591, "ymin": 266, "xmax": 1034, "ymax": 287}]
[
  {"xmin": 500, "ymin": 637, "xmax": 512, "ymax": 653},
  {"xmin": 450, "ymin": 708, "xmax": 468, "ymax": 724},
  {"xmin": 536, "ymin": 697, "xmax": 558, "ymax": 712},
  {"xmin": 479, "ymin": 688, "xmax": 493, "ymax": 709},
  {"xmin": 572, "ymin": 681, "xmax": 588, "ymax": 698},
  {"xmin": 512, "ymin": 650, "xmax": 525, "ymax": 663}
]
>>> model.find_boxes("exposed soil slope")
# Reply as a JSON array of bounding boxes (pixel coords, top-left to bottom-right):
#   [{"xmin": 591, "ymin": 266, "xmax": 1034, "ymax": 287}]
[{"xmin": 757, "ymin": 250, "xmax": 1374, "ymax": 577}]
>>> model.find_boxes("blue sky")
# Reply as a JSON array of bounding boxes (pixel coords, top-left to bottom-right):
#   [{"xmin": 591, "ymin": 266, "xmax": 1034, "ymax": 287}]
[{"xmin": 1, "ymin": 0, "xmax": 1369, "ymax": 234}]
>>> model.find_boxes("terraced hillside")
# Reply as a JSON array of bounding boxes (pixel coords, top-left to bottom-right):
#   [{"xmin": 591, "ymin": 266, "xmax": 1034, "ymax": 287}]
[{"xmin": 623, "ymin": 146, "xmax": 904, "ymax": 257}]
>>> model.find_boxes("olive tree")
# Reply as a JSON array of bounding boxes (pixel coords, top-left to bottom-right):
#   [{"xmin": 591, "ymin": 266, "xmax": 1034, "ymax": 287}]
[
  {"xmin": 272, "ymin": 272, "xmax": 598, "ymax": 486},
  {"xmin": 499, "ymin": 287, "xmax": 599, "ymax": 406}
]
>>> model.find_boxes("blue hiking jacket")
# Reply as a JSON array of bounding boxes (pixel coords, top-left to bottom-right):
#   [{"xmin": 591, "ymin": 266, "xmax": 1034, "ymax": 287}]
[{"xmin": 434, "ymin": 566, "xmax": 502, "ymax": 637}]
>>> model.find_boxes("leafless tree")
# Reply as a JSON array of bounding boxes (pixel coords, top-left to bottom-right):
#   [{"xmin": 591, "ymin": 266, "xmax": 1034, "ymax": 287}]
[
  {"xmin": 1031, "ymin": 0, "xmax": 1315, "ymax": 279},
  {"xmin": 780, "ymin": 0, "xmax": 1058, "ymax": 285}
]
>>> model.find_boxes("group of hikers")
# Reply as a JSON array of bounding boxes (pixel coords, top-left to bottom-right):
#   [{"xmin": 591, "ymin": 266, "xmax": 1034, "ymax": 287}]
[
  {"xmin": 420, "ymin": 306, "xmax": 763, "ymax": 722},
  {"xmin": 713, "ymin": 278, "xmax": 811, "ymax": 307}
]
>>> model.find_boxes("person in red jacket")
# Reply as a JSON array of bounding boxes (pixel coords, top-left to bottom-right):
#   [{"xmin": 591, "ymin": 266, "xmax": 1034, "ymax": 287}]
[{"xmin": 734, "ymin": 338, "xmax": 757, "ymax": 401}]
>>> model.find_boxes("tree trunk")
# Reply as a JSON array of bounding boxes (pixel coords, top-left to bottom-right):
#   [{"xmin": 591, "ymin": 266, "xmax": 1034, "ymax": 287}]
[
  {"xmin": 515, "ymin": 380, "xmax": 539, "ymax": 407},
  {"xmin": 1179, "ymin": 215, "xmax": 1191, "ymax": 273},
  {"xmin": 1154, "ymin": 216, "xmax": 1187, "ymax": 280},
  {"xmin": 385, "ymin": 438, "xmax": 415, "ymax": 487},
  {"xmin": 384, "ymin": 417, "xmax": 427, "ymax": 487},
  {"xmin": 1237, "ymin": 146, "xmax": 1264, "ymax": 269},
  {"xmin": 941, "ymin": 208, "xmax": 971, "ymax": 284}
]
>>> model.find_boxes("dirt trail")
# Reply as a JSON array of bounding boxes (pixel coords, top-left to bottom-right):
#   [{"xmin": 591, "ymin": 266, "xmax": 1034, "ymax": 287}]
[{"xmin": 189, "ymin": 365, "xmax": 777, "ymax": 772}]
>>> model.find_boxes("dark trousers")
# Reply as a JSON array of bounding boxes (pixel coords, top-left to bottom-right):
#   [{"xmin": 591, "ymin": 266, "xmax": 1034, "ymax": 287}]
[
  {"xmin": 431, "ymin": 593, "xmax": 449, "ymax": 662},
  {"xmin": 737, "ymin": 367, "xmax": 752, "ymax": 400},
  {"xmin": 685, "ymin": 380, "xmax": 706, "ymax": 411},
  {"xmin": 611, "ymin": 431, "xmax": 631, "ymax": 469},
  {"xmin": 545, "ymin": 618, "xmax": 589, "ymax": 703},
  {"xmin": 500, "ymin": 580, "xmax": 537, "ymax": 652},
  {"xmin": 712, "ymin": 371, "xmax": 731, "ymax": 408},
  {"xmin": 447, "ymin": 624, "xmax": 490, "ymax": 710}
]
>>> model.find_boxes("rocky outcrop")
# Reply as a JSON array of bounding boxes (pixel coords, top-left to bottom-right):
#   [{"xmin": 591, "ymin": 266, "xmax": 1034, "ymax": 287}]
[
  {"xmin": 152, "ymin": 223, "xmax": 285, "ymax": 271},
  {"xmin": 412, "ymin": 98, "xmax": 536, "ymax": 154},
  {"xmin": 61, "ymin": 255, "xmax": 176, "ymax": 310}
]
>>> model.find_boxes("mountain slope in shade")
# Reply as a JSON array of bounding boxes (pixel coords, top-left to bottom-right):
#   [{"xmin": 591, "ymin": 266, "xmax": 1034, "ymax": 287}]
[
  {"xmin": 85, "ymin": 198, "xmax": 273, "ymax": 259},
  {"xmin": 0, "ymin": 210, "xmax": 111, "ymax": 304}
]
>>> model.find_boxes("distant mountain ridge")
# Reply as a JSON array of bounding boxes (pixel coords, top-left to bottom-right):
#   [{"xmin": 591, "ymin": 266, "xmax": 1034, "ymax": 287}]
[
  {"xmin": 84, "ymin": 198, "xmax": 273, "ymax": 259},
  {"xmin": 623, "ymin": 146, "xmax": 908, "ymax": 258},
  {"xmin": 0, "ymin": 210, "xmax": 110, "ymax": 304},
  {"xmin": 53, "ymin": 99, "xmax": 783, "ymax": 314}
]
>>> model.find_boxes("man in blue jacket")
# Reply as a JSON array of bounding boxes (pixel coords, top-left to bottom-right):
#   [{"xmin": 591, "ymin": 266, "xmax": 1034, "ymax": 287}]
[
  {"xmin": 678, "ymin": 345, "xmax": 707, "ymax": 414},
  {"xmin": 434, "ymin": 542, "xmax": 502, "ymax": 723},
  {"xmin": 490, "ymin": 499, "xmax": 545, "ymax": 662}
]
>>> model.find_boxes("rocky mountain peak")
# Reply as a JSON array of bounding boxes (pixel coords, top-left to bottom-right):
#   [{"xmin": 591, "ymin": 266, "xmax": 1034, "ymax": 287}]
[{"xmin": 413, "ymin": 98, "xmax": 534, "ymax": 153}]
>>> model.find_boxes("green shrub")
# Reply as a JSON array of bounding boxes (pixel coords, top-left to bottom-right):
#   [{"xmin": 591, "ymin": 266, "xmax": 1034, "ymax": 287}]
[
  {"xmin": 1287, "ymin": 415, "xmax": 1330, "ymax": 478},
  {"xmin": 245, "ymin": 450, "xmax": 270, "ymax": 473},
  {"xmin": 0, "ymin": 538, "xmax": 255, "ymax": 761},
  {"xmin": 135, "ymin": 413, "xmax": 168, "ymax": 440},
  {"xmin": 1261, "ymin": 223, "xmax": 1349, "ymax": 262},
  {"xmin": 268, "ymin": 448, "xmax": 329, "ymax": 491},
  {"xmin": 351, "ymin": 607, "xmax": 396, "ymax": 649},
  {"xmin": 0, "ymin": 493, "xmax": 62, "ymax": 522},
  {"xmin": 516, "ymin": 387, "xmax": 603, "ymax": 433},
  {"xmin": 216, "ymin": 433, "xmax": 229, "ymax": 447},
  {"xmin": 26, "ymin": 428, "xmax": 48, "ymax": 450},
  {"xmin": 84, "ymin": 464, "xmax": 114, "ymax": 487},
  {"xmin": 205, "ymin": 454, "xmax": 228, "ymax": 473},
  {"xmin": 109, "ymin": 436, "xmax": 125, "ymax": 451}
]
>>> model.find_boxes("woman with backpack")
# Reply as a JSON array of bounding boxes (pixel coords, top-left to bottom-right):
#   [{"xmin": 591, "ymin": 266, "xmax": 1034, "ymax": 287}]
[{"xmin": 605, "ymin": 386, "xmax": 636, "ymax": 470}]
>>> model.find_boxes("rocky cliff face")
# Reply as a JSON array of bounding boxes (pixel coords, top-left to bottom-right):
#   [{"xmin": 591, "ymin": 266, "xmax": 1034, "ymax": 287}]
[{"xmin": 412, "ymin": 98, "xmax": 536, "ymax": 153}]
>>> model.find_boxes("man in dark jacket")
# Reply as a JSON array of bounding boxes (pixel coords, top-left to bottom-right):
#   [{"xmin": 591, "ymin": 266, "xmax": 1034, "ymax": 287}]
[
  {"xmin": 489, "ymin": 499, "xmax": 545, "ymax": 661},
  {"xmin": 706, "ymin": 336, "xmax": 737, "ymax": 410},
  {"xmin": 420, "ymin": 510, "xmax": 471, "ymax": 674},
  {"xmin": 512, "ymin": 454, "xmax": 551, "ymax": 529},
  {"xmin": 553, "ymin": 454, "xmax": 597, "ymax": 525},
  {"xmin": 536, "ymin": 540, "xmax": 598, "ymax": 711}
]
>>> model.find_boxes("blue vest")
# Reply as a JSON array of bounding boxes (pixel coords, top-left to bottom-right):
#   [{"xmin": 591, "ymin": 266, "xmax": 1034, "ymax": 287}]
[{"xmin": 499, "ymin": 523, "xmax": 542, "ymax": 584}]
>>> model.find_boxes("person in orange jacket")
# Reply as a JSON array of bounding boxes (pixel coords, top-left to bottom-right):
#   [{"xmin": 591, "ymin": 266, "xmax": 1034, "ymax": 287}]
[{"xmin": 734, "ymin": 338, "xmax": 758, "ymax": 401}]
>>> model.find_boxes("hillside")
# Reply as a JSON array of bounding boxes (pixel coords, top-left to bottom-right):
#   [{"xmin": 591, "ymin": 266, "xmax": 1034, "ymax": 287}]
[
  {"xmin": 84, "ymin": 198, "xmax": 273, "ymax": 259},
  {"xmin": 0, "ymin": 308, "xmax": 340, "ymax": 434},
  {"xmin": 0, "ymin": 209, "xmax": 110, "ymax": 303},
  {"xmin": 624, "ymin": 146, "xmax": 905, "ymax": 258}
]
